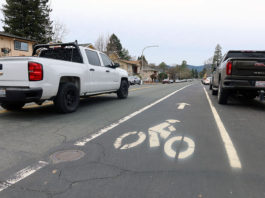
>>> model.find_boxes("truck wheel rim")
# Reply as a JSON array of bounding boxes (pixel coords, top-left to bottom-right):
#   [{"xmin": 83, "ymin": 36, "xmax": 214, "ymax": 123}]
[
  {"xmin": 121, "ymin": 83, "xmax": 128, "ymax": 95},
  {"xmin": 65, "ymin": 90, "xmax": 76, "ymax": 106}
]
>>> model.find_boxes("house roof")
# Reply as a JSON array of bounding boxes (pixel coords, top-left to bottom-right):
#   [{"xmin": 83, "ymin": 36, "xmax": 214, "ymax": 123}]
[
  {"xmin": 79, "ymin": 43, "xmax": 96, "ymax": 49},
  {"xmin": 0, "ymin": 32, "xmax": 36, "ymax": 42},
  {"xmin": 143, "ymin": 66, "xmax": 159, "ymax": 71},
  {"xmin": 119, "ymin": 60, "xmax": 141, "ymax": 66}
]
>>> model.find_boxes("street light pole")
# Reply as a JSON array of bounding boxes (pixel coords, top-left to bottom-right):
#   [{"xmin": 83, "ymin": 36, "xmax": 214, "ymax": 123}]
[{"xmin": 141, "ymin": 45, "xmax": 159, "ymax": 73}]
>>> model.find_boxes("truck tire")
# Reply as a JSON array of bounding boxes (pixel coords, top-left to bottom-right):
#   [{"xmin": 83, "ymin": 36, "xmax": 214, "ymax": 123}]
[
  {"xmin": 1, "ymin": 102, "xmax": 25, "ymax": 111},
  {"xmin": 54, "ymin": 83, "xmax": 80, "ymax": 113},
  {"xmin": 209, "ymin": 83, "xmax": 212, "ymax": 90},
  {"xmin": 218, "ymin": 83, "xmax": 228, "ymax": 104},
  {"xmin": 117, "ymin": 80, "xmax": 129, "ymax": 99},
  {"xmin": 212, "ymin": 88, "xmax": 218, "ymax": 95}
]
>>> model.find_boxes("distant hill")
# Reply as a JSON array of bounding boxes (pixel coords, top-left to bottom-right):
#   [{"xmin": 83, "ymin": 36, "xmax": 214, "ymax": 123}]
[{"xmin": 187, "ymin": 65, "xmax": 204, "ymax": 72}]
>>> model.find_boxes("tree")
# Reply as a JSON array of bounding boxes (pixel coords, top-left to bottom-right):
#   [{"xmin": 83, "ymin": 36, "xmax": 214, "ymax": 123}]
[
  {"xmin": 158, "ymin": 73, "xmax": 168, "ymax": 82},
  {"xmin": 158, "ymin": 62, "xmax": 167, "ymax": 72},
  {"xmin": 94, "ymin": 34, "xmax": 109, "ymax": 52},
  {"xmin": 120, "ymin": 48, "xmax": 131, "ymax": 60},
  {"xmin": 2, "ymin": 0, "xmax": 53, "ymax": 43},
  {"xmin": 150, "ymin": 73, "xmax": 157, "ymax": 82},
  {"xmin": 199, "ymin": 68, "xmax": 207, "ymax": 78},
  {"xmin": 106, "ymin": 34, "xmax": 122, "ymax": 56},
  {"xmin": 52, "ymin": 20, "xmax": 68, "ymax": 43},
  {"xmin": 212, "ymin": 44, "xmax": 222, "ymax": 69},
  {"xmin": 168, "ymin": 67, "xmax": 178, "ymax": 81},
  {"xmin": 194, "ymin": 69, "xmax": 199, "ymax": 78},
  {"xmin": 180, "ymin": 60, "xmax": 187, "ymax": 69}
]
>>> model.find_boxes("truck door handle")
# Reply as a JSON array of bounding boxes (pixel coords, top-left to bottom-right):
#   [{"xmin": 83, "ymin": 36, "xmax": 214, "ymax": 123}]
[
  {"xmin": 90, "ymin": 68, "xmax": 95, "ymax": 71},
  {"xmin": 106, "ymin": 70, "xmax": 110, "ymax": 73}
]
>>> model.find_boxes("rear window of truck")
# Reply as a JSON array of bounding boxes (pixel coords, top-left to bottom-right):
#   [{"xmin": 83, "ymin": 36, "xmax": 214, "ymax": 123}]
[{"xmin": 39, "ymin": 47, "xmax": 83, "ymax": 63}]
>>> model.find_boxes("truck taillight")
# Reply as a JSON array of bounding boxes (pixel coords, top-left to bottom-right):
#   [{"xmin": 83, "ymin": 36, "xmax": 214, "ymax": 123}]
[
  {"xmin": 28, "ymin": 62, "xmax": 43, "ymax": 81},
  {"xmin": 226, "ymin": 61, "xmax": 232, "ymax": 75}
]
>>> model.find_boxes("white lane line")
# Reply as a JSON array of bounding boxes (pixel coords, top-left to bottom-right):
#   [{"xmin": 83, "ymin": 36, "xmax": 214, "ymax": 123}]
[
  {"xmin": 203, "ymin": 87, "xmax": 242, "ymax": 169},
  {"xmin": 75, "ymin": 84, "xmax": 192, "ymax": 146},
  {"xmin": 0, "ymin": 161, "xmax": 49, "ymax": 192}
]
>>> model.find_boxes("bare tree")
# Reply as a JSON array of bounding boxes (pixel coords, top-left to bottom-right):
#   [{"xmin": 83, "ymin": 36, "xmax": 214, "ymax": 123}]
[
  {"xmin": 94, "ymin": 34, "xmax": 109, "ymax": 52},
  {"xmin": 52, "ymin": 20, "xmax": 68, "ymax": 43}
]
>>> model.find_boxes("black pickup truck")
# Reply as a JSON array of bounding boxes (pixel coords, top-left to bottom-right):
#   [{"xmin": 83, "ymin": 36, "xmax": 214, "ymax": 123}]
[{"xmin": 211, "ymin": 51, "xmax": 265, "ymax": 104}]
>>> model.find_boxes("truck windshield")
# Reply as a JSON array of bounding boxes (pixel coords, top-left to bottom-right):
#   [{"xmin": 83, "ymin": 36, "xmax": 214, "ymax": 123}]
[{"xmin": 225, "ymin": 51, "xmax": 265, "ymax": 60}]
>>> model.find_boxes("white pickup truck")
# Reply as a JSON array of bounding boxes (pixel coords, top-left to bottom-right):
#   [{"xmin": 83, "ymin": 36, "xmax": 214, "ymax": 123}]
[{"xmin": 0, "ymin": 42, "xmax": 129, "ymax": 113}]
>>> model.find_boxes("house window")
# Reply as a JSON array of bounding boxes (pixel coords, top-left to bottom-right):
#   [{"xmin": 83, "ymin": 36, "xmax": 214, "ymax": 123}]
[{"xmin": 14, "ymin": 40, "xmax": 29, "ymax": 51}]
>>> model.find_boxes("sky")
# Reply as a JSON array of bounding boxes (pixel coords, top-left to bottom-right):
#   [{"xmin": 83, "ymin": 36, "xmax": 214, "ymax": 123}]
[{"xmin": 1, "ymin": 0, "xmax": 265, "ymax": 66}]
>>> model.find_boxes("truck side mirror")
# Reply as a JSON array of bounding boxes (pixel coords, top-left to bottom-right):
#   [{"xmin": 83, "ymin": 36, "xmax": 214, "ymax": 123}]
[{"xmin": 113, "ymin": 63, "xmax": 120, "ymax": 68}]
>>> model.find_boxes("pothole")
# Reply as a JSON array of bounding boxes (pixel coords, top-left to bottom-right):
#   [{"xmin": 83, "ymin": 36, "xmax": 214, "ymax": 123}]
[{"xmin": 50, "ymin": 150, "xmax": 85, "ymax": 164}]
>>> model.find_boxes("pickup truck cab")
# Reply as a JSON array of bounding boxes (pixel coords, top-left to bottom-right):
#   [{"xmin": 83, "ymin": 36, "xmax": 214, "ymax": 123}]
[
  {"xmin": 0, "ymin": 42, "xmax": 129, "ymax": 113},
  {"xmin": 212, "ymin": 50, "xmax": 265, "ymax": 104}
]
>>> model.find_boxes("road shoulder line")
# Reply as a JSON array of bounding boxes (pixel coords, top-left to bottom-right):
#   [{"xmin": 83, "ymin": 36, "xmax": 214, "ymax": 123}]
[{"xmin": 203, "ymin": 87, "xmax": 242, "ymax": 169}]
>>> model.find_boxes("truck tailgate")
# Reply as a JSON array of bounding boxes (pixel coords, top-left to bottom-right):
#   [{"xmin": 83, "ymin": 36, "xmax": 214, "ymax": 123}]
[
  {"xmin": 232, "ymin": 58, "xmax": 265, "ymax": 77},
  {"xmin": 0, "ymin": 57, "xmax": 30, "ymax": 82}
]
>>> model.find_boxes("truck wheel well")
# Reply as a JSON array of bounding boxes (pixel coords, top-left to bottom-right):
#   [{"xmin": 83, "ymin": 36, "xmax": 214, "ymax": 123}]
[
  {"xmin": 60, "ymin": 76, "xmax": 80, "ymax": 92},
  {"xmin": 121, "ymin": 77, "xmax": 128, "ymax": 85}
]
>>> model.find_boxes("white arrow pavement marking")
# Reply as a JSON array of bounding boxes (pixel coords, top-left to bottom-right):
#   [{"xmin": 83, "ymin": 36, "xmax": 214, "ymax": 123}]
[
  {"xmin": 177, "ymin": 103, "xmax": 190, "ymax": 110},
  {"xmin": 164, "ymin": 136, "xmax": 195, "ymax": 159},
  {"xmin": 114, "ymin": 131, "xmax": 146, "ymax": 150}
]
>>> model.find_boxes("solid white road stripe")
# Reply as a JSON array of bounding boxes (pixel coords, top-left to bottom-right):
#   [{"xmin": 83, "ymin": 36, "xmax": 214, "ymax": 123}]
[
  {"xmin": 0, "ymin": 161, "xmax": 48, "ymax": 192},
  {"xmin": 203, "ymin": 87, "xmax": 242, "ymax": 169},
  {"xmin": 74, "ymin": 84, "xmax": 192, "ymax": 146}
]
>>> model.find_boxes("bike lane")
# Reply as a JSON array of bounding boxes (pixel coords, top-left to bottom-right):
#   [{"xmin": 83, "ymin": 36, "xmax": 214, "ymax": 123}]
[{"xmin": 0, "ymin": 83, "xmax": 249, "ymax": 198}]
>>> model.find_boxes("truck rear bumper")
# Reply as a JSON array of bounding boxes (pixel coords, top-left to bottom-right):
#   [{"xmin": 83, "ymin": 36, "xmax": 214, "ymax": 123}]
[
  {"xmin": 0, "ymin": 87, "xmax": 43, "ymax": 103},
  {"xmin": 223, "ymin": 79, "xmax": 265, "ymax": 91}
]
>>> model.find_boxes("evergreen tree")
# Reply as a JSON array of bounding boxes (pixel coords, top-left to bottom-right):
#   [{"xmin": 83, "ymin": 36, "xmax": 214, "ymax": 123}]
[
  {"xmin": 191, "ymin": 69, "xmax": 195, "ymax": 78},
  {"xmin": 2, "ymin": 0, "xmax": 53, "ymax": 43},
  {"xmin": 120, "ymin": 48, "xmax": 131, "ymax": 60},
  {"xmin": 106, "ymin": 34, "xmax": 123, "ymax": 57},
  {"xmin": 194, "ymin": 69, "xmax": 198, "ymax": 78},
  {"xmin": 212, "ymin": 44, "xmax": 222, "ymax": 69},
  {"xmin": 180, "ymin": 60, "xmax": 187, "ymax": 69},
  {"xmin": 158, "ymin": 62, "xmax": 167, "ymax": 72}
]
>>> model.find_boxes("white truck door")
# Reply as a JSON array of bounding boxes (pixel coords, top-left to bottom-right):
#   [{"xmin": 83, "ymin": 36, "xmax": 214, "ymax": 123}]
[
  {"xmin": 99, "ymin": 53, "xmax": 120, "ymax": 90},
  {"xmin": 85, "ymin": 49, "xmax": 108, "ymax": 92}
]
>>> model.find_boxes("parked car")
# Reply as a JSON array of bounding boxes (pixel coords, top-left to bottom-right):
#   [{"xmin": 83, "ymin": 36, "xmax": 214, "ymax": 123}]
[
  {"xmin": 129, "ymin": 75, "xmax": 141, "ymax": 85},
  {"xmin": 0, "ymin": 42, "xmax": 129, "ymax": 113},
  {"xmin": 202, "ymin": 77, "xmax": 211, "ymax": 85},
  {"xmin": 211, "ymin": 50, "xmax": 265, "ymax": 104},
  {"xmin": 162, "ymin": 79, "xmax": 173, "ymax": 84}
]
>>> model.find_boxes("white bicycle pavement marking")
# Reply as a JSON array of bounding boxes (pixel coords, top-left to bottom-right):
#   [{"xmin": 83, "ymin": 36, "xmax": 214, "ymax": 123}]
[
  {"xmin": 149, "ymin": 120, "xmax": 180, "ymax": 148},
  {"xmin": 114, "ymin": 119, "xmax": 195, "ymax": 160},
  {"xmin": 114, "ymin": 131, "xmax": 146, "ymax": 150}
]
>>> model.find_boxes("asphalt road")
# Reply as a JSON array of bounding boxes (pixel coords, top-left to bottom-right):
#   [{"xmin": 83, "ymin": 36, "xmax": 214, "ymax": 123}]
[{"xmin": 1, "ymin": 81, "xmax": 265, "ymax": 198}]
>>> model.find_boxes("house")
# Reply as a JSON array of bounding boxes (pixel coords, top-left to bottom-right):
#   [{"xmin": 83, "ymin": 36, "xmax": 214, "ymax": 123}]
[
  {"xmin": 108, "ymin": 52, "xmax": 140, "ymax": 76},
  {"xmin": 79, "ymin": 43, "xmax": 96, "ymax": 50},
  {"xmin": 118, "ymin": 60, "xmax": 140, "ymax": 76},
  {"xmin": 0, "ymin": 32, "xmax": 36, "ymax": 57},
  {"xmin": 140, "ymin": 65, "xmax": 159, "ymax": 82}
]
